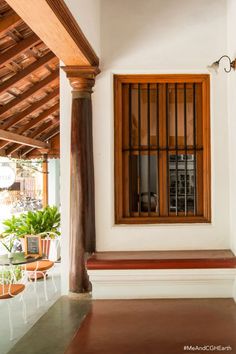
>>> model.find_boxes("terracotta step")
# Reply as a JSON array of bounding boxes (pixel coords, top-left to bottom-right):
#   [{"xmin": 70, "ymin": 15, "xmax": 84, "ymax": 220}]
[{"xmin": 87, "ymin": 250, "xmax": 236, "ymax": 270}]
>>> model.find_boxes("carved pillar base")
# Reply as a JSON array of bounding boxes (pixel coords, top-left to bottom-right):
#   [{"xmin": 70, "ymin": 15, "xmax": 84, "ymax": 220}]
[{"xmin": 63, "ymin": 66, "xmax": 100, "ymax": 293}]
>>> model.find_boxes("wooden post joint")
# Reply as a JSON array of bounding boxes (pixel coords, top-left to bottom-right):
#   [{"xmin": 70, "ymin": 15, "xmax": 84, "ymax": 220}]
[{"xmin": 62, "ymin": 65, "xmax": 100, "ymax": 96}]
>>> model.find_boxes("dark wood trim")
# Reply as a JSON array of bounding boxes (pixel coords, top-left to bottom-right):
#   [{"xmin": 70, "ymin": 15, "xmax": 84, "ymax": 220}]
[
  {"xmin": 116, "ymin": 216, "xmax": 211, "ymax": 224},
  {"xmin": 114, "ymin": 74, "xmax": 211, "ymax": 224},
  {"xmin": 46, "ymin": 0, "xmax": 99, "ymax": 66},
  {"xmin": 0, "ymin": 51, "xmax": 56, "ymax": 94},
  {"xmin": 0, "ymin": 34, "xmax": 41, "ymax": 67},
  {"xmin": 0, "ymin": 12, "xmax": 22, "ymax": 36},
  {"xmin": 114, "ymin": 74, "xmax": 210, "ymax": 84},
  {"xmin": 2, "ymin": 88, "xmax": 59, "ymax": 130},
  {"xmin": 0, "ymin": 128, "xmax": 50, "ymax": 150},
  {"xmin": 0, "ymin": 69, "xmax": 59, "ymax": 115},
  {"xmin": 62, "ymin": 65, "xmax": 99, "ymax": 293},
  {"xmin": 62, "ymin": 66, "xmax": 100, "ymax": 92},
  {"xmin": 202, "ymin": 76, "xmax": 211, "ymax": 222},
  {"xmin": 87, "ymin": 250, "xmax": 236, "ymax": 270}
]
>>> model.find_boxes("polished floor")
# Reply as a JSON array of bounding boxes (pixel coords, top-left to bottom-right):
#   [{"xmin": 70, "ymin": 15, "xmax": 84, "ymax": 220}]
[
  {"xmin": 8, "ymin": 296, "xmax": 91, "ymax": 354},
  {"xmin": 0, "ymin": 264, "xmax": 61, "ymax": 354},
  {"xmin": 8, "ymin": 298, "xmax": 236, "ymax": 354},
  {"xmin": 66, "ymin": 299, "xmax": 236, "ymax": 354}
]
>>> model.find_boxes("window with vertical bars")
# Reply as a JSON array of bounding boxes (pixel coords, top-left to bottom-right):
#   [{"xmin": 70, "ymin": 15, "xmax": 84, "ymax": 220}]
[{"xmin": 114, "ymin": 75, "xmax": 211, "ymax": 224}]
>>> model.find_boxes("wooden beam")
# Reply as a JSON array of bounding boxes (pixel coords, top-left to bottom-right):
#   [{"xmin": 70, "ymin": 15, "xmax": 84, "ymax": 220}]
[
  {"xmin": 0, "ymin": 51, "xmax": 56, "ymax": 94},
  {"xmin": 0, "ymin": 69, "xmax": 59, "ymax": 115},
  {"xmin": 20, "ymin": 124, "xmax": 59, "ymax": 157},
  {"xmin": 2, "ymin": 87, "xmax": 59, "ymax": 130},
  {"xmin": 0, "ymin": 93, "xmax": 58, "ymax": 150},
  {"xmin": 5, "ymin": 0, "xmax": 99, "ymax": 66},
  {"xmin": 46, "ymin": 0, "xmax": 98, "ymax": 66},
  {"xmin": 0, "ymin": 128, "xmax": 50, "ymax": 150},
  {"xmin": 6, "ymin": 115, "xmax": 59, "ymax": 154},
  {"xmin": 25, "ymin": 133, "xmax": 59, "ymax": 159},
  {"xmin": 0, "ymin": 34, "xmax": 41, "ymax": 67},
  {"xmin": 0, "ymin": 12, "xmax": 22, "ymax": 35}
]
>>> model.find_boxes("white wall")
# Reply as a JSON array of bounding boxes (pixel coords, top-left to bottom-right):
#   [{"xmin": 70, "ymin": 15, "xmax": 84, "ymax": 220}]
[
  {"xmin": 227, "ymin": 0, "xmax": 236, "ymax": 254},
  {"xmin": 94, "ymin": 0, "xmax": 230, "ymax": 251},
  {"xmin": 60, "ymin": 0, "xmax": 233, "ymax": 294},
  {"xmin": 64, "ymin": 0, "xmax": 100, "ymax": 57}
]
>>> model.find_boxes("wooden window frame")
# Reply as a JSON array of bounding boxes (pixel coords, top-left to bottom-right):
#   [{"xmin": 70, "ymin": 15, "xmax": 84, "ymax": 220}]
[{"xmin": 114, "ymin": 74, "xmax": 211, "ymax": 224}]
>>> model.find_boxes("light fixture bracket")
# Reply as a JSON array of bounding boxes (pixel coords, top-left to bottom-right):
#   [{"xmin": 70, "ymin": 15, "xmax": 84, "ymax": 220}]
[{"xmin": 214, "ymin": 55, "xmax": 236, "ymax": 73}]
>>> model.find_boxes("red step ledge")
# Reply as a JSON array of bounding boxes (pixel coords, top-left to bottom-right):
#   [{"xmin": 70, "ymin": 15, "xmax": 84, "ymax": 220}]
[{"xmin": 87, "ymin": 250, "xmax": 236, "ymax": 270}]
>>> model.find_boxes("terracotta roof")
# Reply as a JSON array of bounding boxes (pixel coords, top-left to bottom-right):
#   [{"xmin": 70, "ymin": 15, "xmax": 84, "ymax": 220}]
[{"xmin": 0, "ymin": 0, "xmax": 59, "ymax": 159}]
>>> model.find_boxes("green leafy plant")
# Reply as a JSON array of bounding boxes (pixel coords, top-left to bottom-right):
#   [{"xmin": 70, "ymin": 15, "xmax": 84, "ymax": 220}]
[
  {"xmin": 0, "ymin": 266, "xmax": 23, "ymax": 284},
  {"xmin": 2, "ymin": 206, "xmax": 61, "ymax": 239},
  {"xmin": 0, "ymin": 234, "xmax": 17, "ymax": 253}
]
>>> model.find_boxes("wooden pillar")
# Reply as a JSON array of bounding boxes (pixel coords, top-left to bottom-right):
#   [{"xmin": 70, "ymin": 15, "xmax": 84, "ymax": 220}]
[
  {"xmin": 63, "ymin": 66, "xmax": 100, "ymax": 293},
  {"xmin": 42, "ymin": 155, "xmax": 48, "ymax": 207}
]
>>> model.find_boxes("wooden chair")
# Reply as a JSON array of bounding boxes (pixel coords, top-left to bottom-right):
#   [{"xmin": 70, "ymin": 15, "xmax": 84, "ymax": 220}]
[{"xmin": 0, "ymin": 266, "xmax": 27, "ymax": 340}]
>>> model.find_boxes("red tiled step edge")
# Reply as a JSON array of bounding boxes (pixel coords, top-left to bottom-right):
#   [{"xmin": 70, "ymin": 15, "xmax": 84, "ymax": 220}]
[{"xmin": 87, "ymin": 250, "xmax": 236, "ymax": 270}]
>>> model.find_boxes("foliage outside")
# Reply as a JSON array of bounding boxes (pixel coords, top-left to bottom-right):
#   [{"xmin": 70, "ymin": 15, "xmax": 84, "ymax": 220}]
[{"xmin": 0, "ymin": 206, "xmax": 61, "ymax": 243}]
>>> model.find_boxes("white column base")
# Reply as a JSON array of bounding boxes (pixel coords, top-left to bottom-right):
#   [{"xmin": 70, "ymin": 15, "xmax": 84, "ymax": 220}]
[{"xmin": 88, "ymin": 269, "xmax": 236, "ymax": 299}]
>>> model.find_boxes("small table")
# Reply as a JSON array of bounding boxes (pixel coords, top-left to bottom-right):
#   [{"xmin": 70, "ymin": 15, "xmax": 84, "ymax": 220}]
[{"xmin": 0, "ymin": 252, "xmax": 42, "ymax": 266}]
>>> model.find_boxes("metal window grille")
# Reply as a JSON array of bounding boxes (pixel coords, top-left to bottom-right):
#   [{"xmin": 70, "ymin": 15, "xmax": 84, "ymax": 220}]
[{"xmin": 122, "ymin": 82, "xmax": 204, "ymax": 218}]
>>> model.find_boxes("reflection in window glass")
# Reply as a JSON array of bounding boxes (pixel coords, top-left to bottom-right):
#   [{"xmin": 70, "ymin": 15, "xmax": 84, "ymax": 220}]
[{"xmin": 169, "ymin": 154, "xmax": 195, "ymax": 213}]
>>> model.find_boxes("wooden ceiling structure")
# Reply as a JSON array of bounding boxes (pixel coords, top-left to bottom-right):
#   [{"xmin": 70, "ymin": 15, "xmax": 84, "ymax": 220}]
[
  {"xmin": 5, "ymin": 0, "xmax": 101, "ymax": 293},
  {"xmin": 0, "ymin": 0, "xmax": 59, "ymax": 159}
]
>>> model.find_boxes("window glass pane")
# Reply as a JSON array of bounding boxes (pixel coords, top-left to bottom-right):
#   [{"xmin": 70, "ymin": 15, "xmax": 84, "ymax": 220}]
[
  {"xmin": 130, "ymin": 155, "xmax": 158, "ymax": 213},
  {"xmin": 168, "ymin": 84, "xmax": 175, "ymax": 147},
  {"xmin": 169, "ymin": 154, "xmax": 195, "ymax": 213},
  {"xmin": 131, "ymin": 85, "xmax": 138, "ymax": 147},
  {"xmin": 187, "ymin": 84, "xmax": 194, "ymax": 146}
]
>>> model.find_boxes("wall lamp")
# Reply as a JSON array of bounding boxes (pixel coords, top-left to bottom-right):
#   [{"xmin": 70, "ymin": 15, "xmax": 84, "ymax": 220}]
[{"xmin": 208, "ymin": 55, "xmax": 236, "ymax": 73}]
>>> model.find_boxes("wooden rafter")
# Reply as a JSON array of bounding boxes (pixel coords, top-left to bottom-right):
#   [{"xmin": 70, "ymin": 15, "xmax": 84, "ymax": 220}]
[
  {"xmin": 42, "ymin": 125, "xmax": 59, "ymax": 141},
  {"xmin": 0, "ymin": 127, "xmax": 50, "ymax": 150},
  {"xmin": 1, "ymin": 87, "xmax": 59, "ymax": 129},
  {"xmin": 0, "ymin": 68, "xmax": 59, "ymax": 115},
  {"xmin": 0, "ymin": 12, "xmax": 22, "ymax": 35},
  {"xmin": 5, "ymin": 0, "xmax": 99, "ymax": 66},
  {"xmin": 5, "ymin": 105, "xmax": 59, "ymax": 154},
  {"xmin": 20, "ymin": 124, "xmax": 59, "ymax": 157},
  {"xmin": 0, "ymin": 51, "xmax": 56, "ymax": 94},
  {"xmin": 0, "ymin": 33, "xmax": 41, "ymax": 67},
  {"xmin": 1, "ymin": 102, "xmax": 59, "ymax": 151},
  {"xmin": 17, "ymin": 103, "xmax": 59, "ymax": 134}
]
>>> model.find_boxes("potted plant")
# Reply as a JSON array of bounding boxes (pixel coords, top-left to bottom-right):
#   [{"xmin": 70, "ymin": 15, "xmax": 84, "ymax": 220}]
[
  {"xmin": 1, "ymin": 265, "xmax": 23, "ymax": 284},
  {"xmin": 0, "ymin": 234, "xmax": 17, "ymax": 258},
  {"xmin": 2, "ymin": 206, "xmax": 61, "ymax": 259}
]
